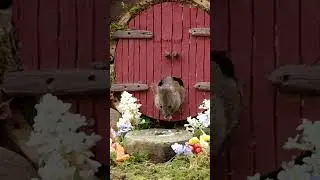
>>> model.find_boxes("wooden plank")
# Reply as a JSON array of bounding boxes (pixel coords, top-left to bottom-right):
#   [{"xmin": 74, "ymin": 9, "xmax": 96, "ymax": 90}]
[
  {"xmin": 194, "ymin": 82, "xmax": 210, "ymax": 91},
  {"xmin": 275, "ymin": 0, "xmax": 301, "ymax": 167},
  {"xmin": 252, "ymin": 0, "xmax": 276, "ymax": 174},
  {"xmin": 180, "ymin": 6, "xmax": 191, "ymax": 120},
  {"xmin": 1, "ymin": 70, "xmax": 108, "ymax": 96},
  {"xmin": 229, "ymin": 0, "xmax": 252, "ymax": 179},
  {"xmin": 111, "ymin": 83, "xmax": 149, "ymax": 92},
  {"xmin": 195, "ymin": 10, "xmax": 206, "ymax": 107},
  {"xmin": 153, "ymin": 4, "xmax": 162, "ymax": 119},
  {"xmin": 300, "ymin": 0, "xmax": 320, "ymax": 122},
  {"xmin": 76, "ymin": 0, "xmax": 95, "ymax": 142},
  {"xmin": 111, "ymin": 29, "xmax": 153, "ymax": 39},
  {"xmin": 204, "ymin": 13, "xmax": 210, "ymax": 88},
  {"xmin": 189, "ymin": 28, "xmax": 210, "ymax": 36},
  {"xmin": 161, "ymin": 2, "xmax": 173, "ymax": 80},
  {"xmin": 139, "ymin": 11, "xmax": 148, "ymax": 114},
  {"xmin": 93, "ymin": 0, "xmax": 109, "ymax": 165},
  {"xmin": 59, "ymin": 0, "xmax": 76, "ymax": 68},
  {"xmin": 268, "ymin": 65, "xmax": 320, "ymax": 95},
  {"xmin": 171, "ymin": 3, "xmax": 183, "ymax": 120},
  {"xmin": 146, "ymin": 7, "xmax": 154, "ymax": 116},
  {"xmin": 115, "ymin": 39, "xmax": 124, "ymax": 82},
  {"xmin": 19, "ymin": 0, "xmax": 38, "ymax": 70},
  {"xmin": 188, "ymin": 7, "xmax": 197, "ymax": 116},
  {"xmin": 93, "ymin": 94, "xmax": 109, "ymax": 165},
  {"xmin": 130, "ymin": 17, "xmax": 141, "ymax": 110},
  {"xmin": 211, "ymin": 0, "xmax": 230, "ymax": 179},
  {"xmin": 38, "ymin": 0, "xmax": 58, "ymax": 69},
  {"xmin": 77, "ymin": 0, "xmax": 93, "ymax": 68}
]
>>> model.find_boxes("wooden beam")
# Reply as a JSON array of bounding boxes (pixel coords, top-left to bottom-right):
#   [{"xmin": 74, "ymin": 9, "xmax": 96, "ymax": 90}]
[
  {"xmin": 111, "ymin": 29, "xmax": 153, "ymax": 39},
  {"xmin": 111, "ymin": 83, "xmax": 149, "ymax": 92},
  {"xmin": 194, "ymin": 82, "xmax": 210, "ymax": 91},
  {"xmin": 189, "ymin": 28, "xmax": 210, "ymax": 37},
  {"xmin": 268, "ymin": 64, "xmax": 320, "ymax": 95},
  {"xmin": 1, "ymin": 70, "xmax": 108, "ymax": 97}
]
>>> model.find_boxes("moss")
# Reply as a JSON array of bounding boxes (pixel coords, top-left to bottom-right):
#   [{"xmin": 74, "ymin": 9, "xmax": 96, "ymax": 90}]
[
  {"xmin": 111, "ymin": 153, "xmax": 210, "ymax": 180},
  {"xmin": 0, "ymin": 25, "xmax": 22, "ymax": 82}
]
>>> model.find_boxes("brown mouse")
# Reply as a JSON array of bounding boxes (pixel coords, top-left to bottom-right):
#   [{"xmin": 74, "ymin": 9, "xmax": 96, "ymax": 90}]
[{"xmin": 154, "ymin": 76, "xmax": 185, "ymax": 120}]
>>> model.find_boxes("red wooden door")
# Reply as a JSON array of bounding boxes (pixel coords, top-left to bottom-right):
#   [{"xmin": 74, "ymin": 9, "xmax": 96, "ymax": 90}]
[{"xmin": 115, "ymin": 2, "xmax": 210, "ymax": 121}]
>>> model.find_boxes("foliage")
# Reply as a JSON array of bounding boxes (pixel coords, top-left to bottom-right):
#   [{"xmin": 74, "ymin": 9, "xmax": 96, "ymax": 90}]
[
  {"xmin": 111, "ymin": 153, "xmax": 210, "ymax": 180},
  {"xmin": 0, "ymin": 25, "xmax": 22, "ymax": 82}
]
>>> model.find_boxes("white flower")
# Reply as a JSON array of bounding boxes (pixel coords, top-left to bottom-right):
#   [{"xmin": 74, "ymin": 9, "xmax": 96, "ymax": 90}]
[
  {"xmin": 26, "ymin": 93, "xmax": 101, "ymax": 180},
  {"xmin": 277, "ymin": 164, "xmax": 311, "ymax": 180}
]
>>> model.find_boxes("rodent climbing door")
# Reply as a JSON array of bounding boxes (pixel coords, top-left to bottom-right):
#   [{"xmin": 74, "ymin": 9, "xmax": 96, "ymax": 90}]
[{"xmin": 113, "ymin": 1, "xmax": 210, "ymax": 121}]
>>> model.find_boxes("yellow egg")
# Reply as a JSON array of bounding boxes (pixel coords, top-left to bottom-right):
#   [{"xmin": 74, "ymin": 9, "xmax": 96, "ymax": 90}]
[
  {"xmin": 188, "ymin": 137, "xmax": 200, "ymax": 145},
  {"xmin": 200, "ymin": 134, "xmax": 210, "ymax": 142}
]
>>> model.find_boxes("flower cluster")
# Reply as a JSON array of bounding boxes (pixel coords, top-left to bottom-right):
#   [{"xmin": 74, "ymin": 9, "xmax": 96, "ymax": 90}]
[
  {"xmin": 27, "ymin": 94, "xmax": 102, "ymax": 180},
  {"xmin": 184, "ymin": 99, "xmax": 210, "ymax": 133},
  {"xmin": 171, "ymin": 134, "xmax": 210, "ymax": 156},
  {"xmin": 172, "ymin": 99, "xmax": 210, "ymax": 156},
  {"xmin": 247, "ymin": 118, "xmax": 320, "ymax": 180},
  {"xmin": 116, "ymin": 91, "xmax": 142, "ymax": 135}
]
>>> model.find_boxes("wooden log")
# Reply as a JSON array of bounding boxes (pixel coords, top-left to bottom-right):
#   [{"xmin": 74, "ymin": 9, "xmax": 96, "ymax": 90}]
[
  {"xmin": 111, "ymin": 83, "xmax": 149, "ymax": 92},
  {"xmin": 194, "ymin": 82, "xmax": 210, "ymax": 91},
  {"xmin": 268, "ymin": 64, "xmax": 320, "ymax": 95},
  {"xmin": 1, "ymin": 69, "xmax": 108, "ymax": 96},
  {"xmin": 189, "ymin": 28, "xmax": 210, "ymax": 37},
  {"xmin": 111, "ymin": 29, "xmax": 153, "ymax": 39}
]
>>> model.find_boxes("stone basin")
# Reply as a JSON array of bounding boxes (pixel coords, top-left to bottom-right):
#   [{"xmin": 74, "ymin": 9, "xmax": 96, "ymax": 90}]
[{"xmin": 123, "ymin": 128, "xmax": 193, "ymax": 163}]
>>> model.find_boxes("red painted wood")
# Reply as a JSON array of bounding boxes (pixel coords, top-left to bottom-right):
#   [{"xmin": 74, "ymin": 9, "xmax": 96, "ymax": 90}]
[
  {"xmin": 161, "ymin": 2, "xmax": 173, "ymax": 78},
  {"xmin": 180, "ymin": 6, "xmax": 191, "ymax": 119},
  {"xmin": 171, "ymin": 3, "xmax": 183, "ymax": 120},
  {"xmin": 114, "ymin": 3, "xmax": 209, "ymax": 121},
  {"xmin": 138, "ymin": 11, "xmax": 148, "ymax": 113},
  {"xmin": 152, "ymin": 4, "xmax": 162, "ymax": 118},
  {"xmin": 77, "ymin": 0, "xmax": 93, "ymax": 68},
  {"xmin": 115, "ymin": 40, "xmax": 123, "ymax": 82},
  {"xmin": 38, "ymin": 0, "xmax": 59, "ymax": 69},
  {"xmin": 211, "ymin": 0, "xmax": 230, "ymax": 178},
  {"xmin": 276, "ymin": 0, "xmax": 301, "ymax": 166},
  {"xmin": 229, "ymin": 0, "xmax": 252, "ymax": 179},
  {"xmin": 195, "ymin": 10, "xmax": 206, "ymax": 106},
  {"xmin": 188, "ymin": 7, "xmax": 197, "ymax": 117},
  {"xmin": 131, "ymin": 18, "xmax": 141, "ymax": 103},
  {"xmin": 76, "ymin": 0, "xmax": 95, "ymax": 152},
  {"xmin": 13, "ymin": 0, "xmax": 109, "ymax": 165},
  {"xmin": 146, "ymin": 7, "xmax": 154, "ymax": 115},
  {"xmin": 204, "ymin": 11, "xmax": 210, "ymax": 84},
  {"xmin": 300, "ymin": 1, "xmax": 320, "ymax": 121},
  {"xmin": 252, "ymin": 0, "xmax": 276, "ymax": 174},
  {"xmin": 93, "ymin": 0, "xmax": 109, "ymax": 165},
  {"xmin": 19, "ymin": 0, "xmax": 39, "ymax": 70},
  {"xmin": 59, "ymin": 0, "xmax": 77, "ymax": 68}
]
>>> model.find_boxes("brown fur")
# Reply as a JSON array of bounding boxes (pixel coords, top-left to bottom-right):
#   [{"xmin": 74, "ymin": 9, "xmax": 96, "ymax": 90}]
[{"xmin": 154, "ymin": 76, "xmax": 185, "ymax": 119}]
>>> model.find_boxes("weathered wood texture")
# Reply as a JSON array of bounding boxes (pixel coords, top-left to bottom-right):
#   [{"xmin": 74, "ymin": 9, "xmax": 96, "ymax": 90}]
[
  {"xmin": 189, "ymin": 28, "xmax": 210, "ymax": 36},
  {"xmin": 268, "ymin": 65, "xmax": 320, "ymax": 95},
  {"xmin": 11, "ymin": 0, "xmax": 109, "ymax": 164},
  {"xmin": 1, "ymin": 70, "xmax": 108, "ymax": 96},
  {"xmin": 211, "ymin": 0, "xmax": 320, "ymax": 179},
  {"xmin": 111, "ymin": 29, "xmax": 153, "ymax": 39},
  {"xmin": 194, "ymin": 82, "xmax": 210, "ymax": 91},
  {"xmin": 114, "ymin": 2, "xmax": 210, "ymax": 121}
]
